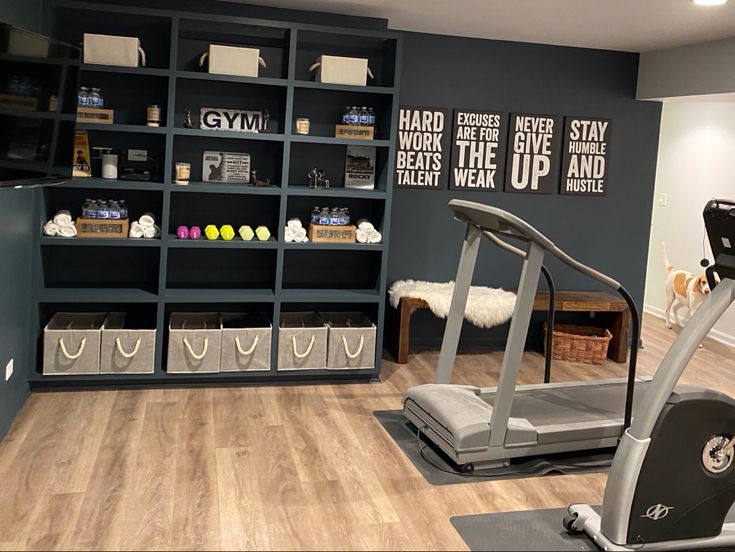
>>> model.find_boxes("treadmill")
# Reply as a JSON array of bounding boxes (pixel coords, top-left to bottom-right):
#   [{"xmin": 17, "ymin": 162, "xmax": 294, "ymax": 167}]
[{"xmin": 402, "ymin": 199, "xmax": 650, "ymax": 472}]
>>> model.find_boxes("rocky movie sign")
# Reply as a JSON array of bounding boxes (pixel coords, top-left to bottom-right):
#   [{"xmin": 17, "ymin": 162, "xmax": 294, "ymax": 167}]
[{"xmin": 394, "ymin": 106, "xmax": 449, "ymax": 189}]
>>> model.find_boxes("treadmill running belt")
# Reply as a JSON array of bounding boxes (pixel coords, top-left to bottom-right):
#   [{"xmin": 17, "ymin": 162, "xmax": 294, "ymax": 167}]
[
  {"xmin": 486, "ymin": 381, "xmax": 653, "ymax": 426},
  {"xmin": 374, "ymin": 410, "xmax": 614, "ymax": 486}
]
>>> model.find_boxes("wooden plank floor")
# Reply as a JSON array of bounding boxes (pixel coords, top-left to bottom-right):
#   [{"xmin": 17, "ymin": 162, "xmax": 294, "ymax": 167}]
[{"xmin": 1, "ymin": 313, "xmax": 734, "ymax": 551}]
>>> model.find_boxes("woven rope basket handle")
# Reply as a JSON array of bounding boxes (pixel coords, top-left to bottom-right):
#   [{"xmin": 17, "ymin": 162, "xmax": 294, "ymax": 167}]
[
  {"xmin": 115, "ymin": 336, "xmax": 141, "ymax": 359},
  {"xmin": 342, "ymin": 335, "xmax": 364, "ymax": 359},
  {"xmin": 183, "ymin": 337, "xmax": 209, "ymax": 360},
  {"xmin": 292, "ymin": 335, "xmax": 315, "ymax": 359},
  {"xmin": 235, "ymin": 335, "xmax": 259, "ymax": 356},
  {"xmin": 59, "ymin": 337, "xmax": 86, "ymax": 360}
]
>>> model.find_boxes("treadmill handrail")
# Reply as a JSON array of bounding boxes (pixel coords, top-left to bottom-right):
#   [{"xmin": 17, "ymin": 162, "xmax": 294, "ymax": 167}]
[
  {"xmin": 450, "ymin": 199, "xmax": 620, "ymax": 290},
  {"xmin": 455, "ymin": 199, "xmax": 640, "ymax": 431}
]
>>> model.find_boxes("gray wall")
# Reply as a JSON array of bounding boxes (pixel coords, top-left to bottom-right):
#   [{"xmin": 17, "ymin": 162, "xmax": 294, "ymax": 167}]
[
  {"xmin": 390, "ymin": 33, "xmax": 662, "ymax": 347},
  {"xmin": 638, "ymin": 37, "xmax": 735, "ymax": 100},
  {"xmin": 0, "ymin": 0, "xmax": 42, "ymax": 439}
]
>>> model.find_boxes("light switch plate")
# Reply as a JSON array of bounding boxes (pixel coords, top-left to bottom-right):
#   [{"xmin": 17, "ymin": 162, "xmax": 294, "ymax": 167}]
[
  {"xmin": 128, "ymin": 149, "xmax": 148, "ymax": 162},
  {"xmin": 5, "ymin": 358, "xmax": 13, "ymax": 381},
  {"xmin": 657, "ymin": 192, "xmax": 668, "ymax": 207}
]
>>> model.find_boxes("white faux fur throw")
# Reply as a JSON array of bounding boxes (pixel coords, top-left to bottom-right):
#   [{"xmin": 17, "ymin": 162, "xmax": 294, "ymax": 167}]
[{"xmin": 389, "ymin": 280, "xmax": 516, "ymax": 329}]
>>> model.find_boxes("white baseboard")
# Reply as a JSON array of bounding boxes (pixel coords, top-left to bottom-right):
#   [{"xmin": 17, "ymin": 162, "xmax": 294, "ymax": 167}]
[{"xmin": 644, "ymin": 304, "xmax": 735, "ymax": 348}]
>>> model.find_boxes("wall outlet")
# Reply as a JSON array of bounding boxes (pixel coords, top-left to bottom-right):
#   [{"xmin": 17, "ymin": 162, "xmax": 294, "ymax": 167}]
[
  {"xmin": 5, "ymin": 359, "xmax": 13, "ymax": 381},
  {"xmin": 657, "ymin": 192, "xmax": 668, "ymax": 207},
  {"xmin": 128, "ymin": 149, "xmax": 148, "ymax": 162}
]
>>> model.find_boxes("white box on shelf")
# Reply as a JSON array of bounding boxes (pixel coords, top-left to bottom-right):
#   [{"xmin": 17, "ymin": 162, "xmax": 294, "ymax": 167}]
[
  {"xmin": 200, "ymin": 44, "xmax": 264, "ymax": 77},
  {"xmin": 83, "ymin": 33, "xmax": 146, "ymax": 67},
  {"xmin": 310, "ymin": 55, "xmax": 369, "ymax": 86}
]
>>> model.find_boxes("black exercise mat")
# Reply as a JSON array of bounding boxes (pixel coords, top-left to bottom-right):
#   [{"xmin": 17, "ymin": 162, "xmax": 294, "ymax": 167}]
[
  {"xmin": 374, "ymin": 409, "xmax": 614, "ymax": 486},
  {"xmin": 451, "ymin": 506, "xmax": 735, "ymax": 551}
]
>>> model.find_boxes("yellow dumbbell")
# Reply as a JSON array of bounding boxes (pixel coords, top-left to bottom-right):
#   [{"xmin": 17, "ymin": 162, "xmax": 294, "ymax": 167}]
[
  {"xmin": 255, "ymin": 225, "xmax": 271, "ymax": 241},
  {"xmin": 220, "ymin": 224, "xmax": 235, "ymax": 241},
  {"xmin": 238, "ymin": 225, "xmax": 254, "ymax": 241},
  {"xmin": 204, "ymin": 225, "xmax": 219, "ymax": 240}
]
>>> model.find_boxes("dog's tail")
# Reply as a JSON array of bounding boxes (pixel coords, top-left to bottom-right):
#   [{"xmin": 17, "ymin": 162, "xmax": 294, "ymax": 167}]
[{"xmin": 662, "ymin": 242, "xmax": 674, "ymax": 272}]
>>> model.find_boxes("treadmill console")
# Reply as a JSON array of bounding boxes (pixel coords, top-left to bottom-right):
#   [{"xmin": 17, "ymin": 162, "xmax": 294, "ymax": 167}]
[{"xmin": 704, "ymin": 199, "xmax": 735, "ymax": 283}]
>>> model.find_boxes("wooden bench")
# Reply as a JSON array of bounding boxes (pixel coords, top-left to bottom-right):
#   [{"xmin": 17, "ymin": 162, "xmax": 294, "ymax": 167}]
[{"xmin": 387, "ymin": 290, "xmax": 631, "ymax": 365}]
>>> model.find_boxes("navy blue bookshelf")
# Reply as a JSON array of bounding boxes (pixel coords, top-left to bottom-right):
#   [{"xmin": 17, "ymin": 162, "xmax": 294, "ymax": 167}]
[{"xmin": 30, "ymin": 0, "xmax": 402, "ymax": 387}]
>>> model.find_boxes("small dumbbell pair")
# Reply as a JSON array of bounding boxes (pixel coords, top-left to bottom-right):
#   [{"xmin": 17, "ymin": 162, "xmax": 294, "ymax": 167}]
[{"xmin": 176, "ymin": 225, "xmax": 202, "ymax": 240}]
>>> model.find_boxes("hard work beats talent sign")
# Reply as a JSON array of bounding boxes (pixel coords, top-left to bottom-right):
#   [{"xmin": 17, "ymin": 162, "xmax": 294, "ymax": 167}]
[
  {"xmin": 504, "ymin": 113, "xmax": 561, "ymax": 194},
  {"xmin": 560, "ymin": 117, "xmax": 612, "ymax": 196},
  {"xmin": 450, "ymin": 110, "xmax": 507, "ymax": 191},
  {"xmin": 394, "ymin": 106, "xmax": 449, "ymax": 189}
]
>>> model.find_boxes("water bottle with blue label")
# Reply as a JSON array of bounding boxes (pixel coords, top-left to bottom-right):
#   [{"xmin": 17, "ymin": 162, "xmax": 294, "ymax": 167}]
[
  {"xmin": 358, "ymin": 107, "xmax": 369, "ymax": 126},
  {"xmin": 96, "ymin": 200, "xmax": 110, "ymax": 220},
  {"xmin": 108, "ymin": 201, "xmax": 121, "ymax": 220},
  {"xmin": 78, "ymin": 87, "xmax": 89, "ymax": 107},
  {"xmin": 310, "ymin": 207, "xmax": 320, "ymax": 224},
  {"xmin": 118, "ymin": 200, "xmax": 128, "ymax": 220},
  {"xmin": 82, "ymin": 199, "xmax": 97, "ymax": 219},
  {"xmin": 348, "ymin": 106, "xmax": 359, "ymax": 125},
  {"xmin": 319, "ymin": 207, "xmax": 331, "ymax": 226}
]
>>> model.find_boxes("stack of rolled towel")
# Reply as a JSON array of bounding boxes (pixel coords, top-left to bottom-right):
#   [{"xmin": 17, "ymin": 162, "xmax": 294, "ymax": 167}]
[
  {"xmin": 356, "ymin": 218, "xmax": 382, "ymax": 244},
  {"xmin": 283, "ymin": 217, "xmax": 309, "ymax": 243},
  {"xmin": 129, "ymin": 212, "xmax": 160, "ymax": 239},
  {"xmin": 43, "ymin": 210, "xmax": 77, "ymax": 237}
]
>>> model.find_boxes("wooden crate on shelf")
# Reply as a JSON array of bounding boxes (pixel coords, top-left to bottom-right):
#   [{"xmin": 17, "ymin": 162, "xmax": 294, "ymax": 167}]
[
  {"xmin": 76, "ymin": 218, "xmax": 129, "ymax": 238},
  {"xmin": 335, "ymin": 124, "xmax": 374, "ymax": 140},
  {"xmin": 308, "ymin": 224, "xmax": 356, "ymax": 243},
  {"xmin": 76, "ymin": 107, "xmax": 114, "ymax": 124}
]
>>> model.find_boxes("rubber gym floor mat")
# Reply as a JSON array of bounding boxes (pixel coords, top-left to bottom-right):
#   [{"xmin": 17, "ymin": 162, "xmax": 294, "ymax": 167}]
[
  {"xmin": 450, "ymin": 507, "xmax": 735, "ymax": 551},
  {"xmin": 374, "ymin": 410, "xmax": 614, "ymax": 486}
]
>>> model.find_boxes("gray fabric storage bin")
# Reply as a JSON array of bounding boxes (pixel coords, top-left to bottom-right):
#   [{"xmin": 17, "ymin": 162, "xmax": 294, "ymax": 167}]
[
  {"xmin": 167, "ymin": 313, "xmax": 221, "ymax": 374},
  {"xmin": 321, "ymin": 312, "xmax": 376, "ymax": 370},
  {"xmin": 278, "ymin": 312, "xmax": 327, "ymax": 370},
  {"xmin": 220, "ymin": 313, "xmax": 271, "ymax": 372},
  {"xmin": 100, "ymin": 313, "xmax": 156, "ymax": 374},
  {"xmin": 43, "ymin": 313, "xmax": 106, "ymax": 375}
]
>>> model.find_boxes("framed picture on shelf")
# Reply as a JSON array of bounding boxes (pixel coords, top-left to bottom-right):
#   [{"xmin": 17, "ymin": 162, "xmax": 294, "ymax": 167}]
[{"xmin": 201, "ymin": 151, "xmax": 251, "ymax": 183}]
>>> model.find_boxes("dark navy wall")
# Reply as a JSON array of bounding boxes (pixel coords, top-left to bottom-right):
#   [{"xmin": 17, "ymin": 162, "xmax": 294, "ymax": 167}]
[
  {"xmin": 0, "ymin": 0, "xmax": 43, "ymax": 439},
  {"xmin": 390, "ymin": 32, "xmax": 662, "ymax": 347}
]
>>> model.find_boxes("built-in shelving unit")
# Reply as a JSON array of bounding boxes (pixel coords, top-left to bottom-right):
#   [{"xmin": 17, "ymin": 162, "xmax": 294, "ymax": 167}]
[{"xmin": 29, "ymin": 0, "xmax": 401, "ymax": 387}]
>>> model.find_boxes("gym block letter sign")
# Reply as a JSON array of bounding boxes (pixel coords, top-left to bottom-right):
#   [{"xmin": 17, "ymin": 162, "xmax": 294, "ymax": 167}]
[
  {"xmin": 450, "ymin": 110, "xmax": 507, "ymax": 191},
  {"xmin": 395, "ymin": 106, "xmax": 449, "ymax": 189},
  {"xmin": 561, "ymin": 117, "xmax": 611, "ymax": 196},
  {"xmin": 504, "ymin": 113, "xmax": 561, "ymax": 194}
]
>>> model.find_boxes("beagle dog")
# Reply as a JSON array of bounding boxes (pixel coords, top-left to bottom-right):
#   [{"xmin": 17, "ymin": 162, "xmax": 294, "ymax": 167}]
[{"xmin": 662, "ymin": 242, "xmax": 711, "ymax": 330}]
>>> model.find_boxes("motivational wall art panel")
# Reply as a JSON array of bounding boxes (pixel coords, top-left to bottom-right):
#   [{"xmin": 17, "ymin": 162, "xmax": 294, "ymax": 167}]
[
  {"xmin": 394, "ymin": 106, "xmax": 449, "ymax": 190},
  {"xmin": 450, "ymin": 110, "xmax": 507, "ymax": 191},
  {"xmin": 504, "ymin": 113, "xmax": 561, "ymax": 194},
  {"xmin": 560, "ymin": 117, "xmax": 612, "ymax": 196}
]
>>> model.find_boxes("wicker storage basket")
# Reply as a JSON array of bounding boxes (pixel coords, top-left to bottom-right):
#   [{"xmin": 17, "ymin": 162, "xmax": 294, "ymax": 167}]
[{"xmin": 544, "ymin": 323, "xmax": 612, "ymax": 365}]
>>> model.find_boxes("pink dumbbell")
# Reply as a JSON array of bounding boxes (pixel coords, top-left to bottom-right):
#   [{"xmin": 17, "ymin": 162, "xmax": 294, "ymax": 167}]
[
  {"xmin": 176, "ymin": 225, "xmax": 189, "ymax": 239},
  {"xmin": 189, "ymin": 226, "xmax": 202, "ymax": 240}
]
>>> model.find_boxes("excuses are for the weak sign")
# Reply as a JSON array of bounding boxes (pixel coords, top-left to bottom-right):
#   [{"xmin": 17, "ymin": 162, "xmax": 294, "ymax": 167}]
[
  {"xmin": 504, "ymin": 113, "xmax": 562, "ymax": 194},
  {"xmin": 394, "ymin": 107, "xmax": 449, "ymax": 189}
]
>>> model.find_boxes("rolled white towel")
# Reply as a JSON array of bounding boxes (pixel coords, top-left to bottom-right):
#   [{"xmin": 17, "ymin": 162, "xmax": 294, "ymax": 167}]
[
  {"xmin": 356, "ymin": 228, "xmax": 369, "ymax": 244},
  {"xmin": 284, "ymin": 227, "xmax": 294, "ymax": 243},
  {"xmin": 43, "ymin": 221, "xmax": 60, "ymax": 236},
  {"xmin": 287, "ymin": 218, "xmax": 303, "ymax": 233},
  {"xmin": 58, "ymin": 223, "xmax": 77, "ymax": 238},
  {"xmin": 293, "ymin": 227, "xmax": 307, "ymax": 243},
  {"xmin": 53, "ymin": 210, "xmax": 72, "ymax": 226},
  {"xmin": 357, "ymin": 218, "xmax": 374, "ymax": 233},
  {"xmin": 367, "ymin": 229, "xmax": 382, "ymax": 244},
  {"xmin": 139, "ymin": 212, "xmax": 156, "ymax": 227},
  {"xmin": 143, "ymin": 225, "xmax": 157, "ymax": 239},
  {"xmin": 129, "ymin": 221, "xmax": 144, "ymax": 239}
]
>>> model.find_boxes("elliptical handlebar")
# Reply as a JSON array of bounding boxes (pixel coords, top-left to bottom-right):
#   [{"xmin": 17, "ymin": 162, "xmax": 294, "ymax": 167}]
[{"xmin": 451, "ymin": 198, "xmax": 641, "ymax": 430}]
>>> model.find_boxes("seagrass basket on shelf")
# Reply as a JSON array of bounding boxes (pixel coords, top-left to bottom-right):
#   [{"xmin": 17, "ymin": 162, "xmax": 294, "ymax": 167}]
[{"xmin": 543, "ymin": 323, "xmax": 613, "ymax": 365}]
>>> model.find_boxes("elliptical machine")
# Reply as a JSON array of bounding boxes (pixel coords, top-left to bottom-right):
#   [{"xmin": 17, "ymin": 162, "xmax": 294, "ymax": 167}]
[{"xmin": 565, "ymin": 199, "xmax": 735, "ymax": 550}]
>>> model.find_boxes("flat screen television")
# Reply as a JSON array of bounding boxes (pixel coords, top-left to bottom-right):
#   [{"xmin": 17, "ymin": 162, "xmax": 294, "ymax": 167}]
[{"xmin": 0, "ymin": 22, "xmax": 80, "ymax": 188}]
